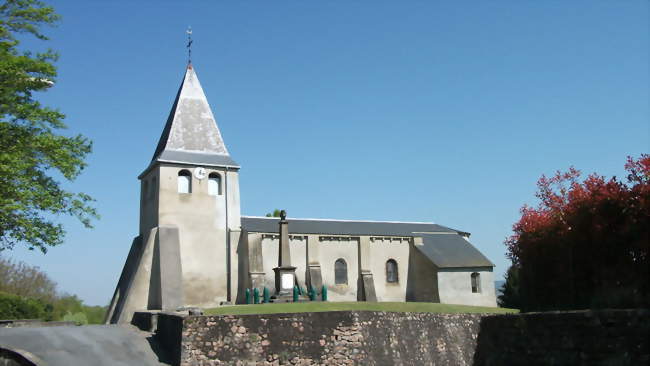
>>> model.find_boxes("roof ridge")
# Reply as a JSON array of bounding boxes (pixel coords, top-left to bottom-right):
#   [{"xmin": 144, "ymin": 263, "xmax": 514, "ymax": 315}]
[{"xmin": 241, "ymin": 215, "xmax": 438, "ymax": 225}]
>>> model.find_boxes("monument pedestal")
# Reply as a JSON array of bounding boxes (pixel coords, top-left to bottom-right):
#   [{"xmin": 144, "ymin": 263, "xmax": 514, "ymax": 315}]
[{"xmin": 273, "ymin": 266, "xmax": 297, "ymax": 300}]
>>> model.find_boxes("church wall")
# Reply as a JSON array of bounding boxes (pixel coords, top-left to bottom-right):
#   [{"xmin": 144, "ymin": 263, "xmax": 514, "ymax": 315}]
[
  {"xmin": 259, "ymin": 236, "xmax": 277, "ymax": 291},
  {"xmin": 290, "ymin": 236, "xmax": 308, "ymax": 289},
  {"xmin": 367, "ymin": 238, "xmax": 409, "ymax": 302},
  {"xmin": 252, "ymin": 234, "xmax": 417, "ymax": 302},
  {"xmin": 139, "ymin": 168, "xmax": 159, "ymax": 236},
  {"xmin": 224, "ymin": 170, "xmax": 241, "ymax": 231},
  {"xmin": 244, "ymin": 233, "xmax": 263, "ymax": 293},
  {"xmin": 229, "ymin": 229, "xmax": 241, "ymax": 304},
  {"xmin": 258, "ymin": 236, "xmax": 309, "ymax": 293},
  {"xmin": 319, "ymin": 237, "xmax": 359, "ymax": 301},
  {"xmin": 157, "ymin": 164, "xmax": 240, "ymax": 308},
  {"xmin": 406, "ymin": 243, "xmax": 439, "ymax": 302},
  {"xmin": 437, "ymin": 267, "xmax": 497, "ymax": 307}
]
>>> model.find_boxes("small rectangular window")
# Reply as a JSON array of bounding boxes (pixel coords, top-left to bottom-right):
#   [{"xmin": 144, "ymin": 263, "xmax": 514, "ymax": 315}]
[{"xmin": 471, "ymin": 272, "xmax": 481, "ymax": 293}]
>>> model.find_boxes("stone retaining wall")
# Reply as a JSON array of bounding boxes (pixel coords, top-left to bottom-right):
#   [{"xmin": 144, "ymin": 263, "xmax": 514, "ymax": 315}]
[
  {"xmin": 473, "ymin": 309, "xmax": 649, "ymax": 365},
  {"xmin": 158, "ymin": 311, "xmax": 483, "ymax": 365},
  {"xmin": 149, "ymin": 309, "xmax": 649, "ymax": 366}
]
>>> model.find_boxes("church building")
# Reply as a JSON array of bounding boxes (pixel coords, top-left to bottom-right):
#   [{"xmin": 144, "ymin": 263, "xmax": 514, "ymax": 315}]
[{"xmin": 106, "ymin": 64, "xmax": 497, "ymax": 324}]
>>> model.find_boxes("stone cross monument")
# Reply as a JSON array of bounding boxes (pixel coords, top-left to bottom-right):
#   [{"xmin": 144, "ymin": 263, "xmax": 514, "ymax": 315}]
[{"xmin": 273, "ymin": 210, "xmax": 297, "ymax": 297}]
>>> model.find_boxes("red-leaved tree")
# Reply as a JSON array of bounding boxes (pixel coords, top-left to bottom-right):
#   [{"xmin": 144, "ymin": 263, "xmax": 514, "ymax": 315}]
[{"xmin": 504, "ymin": 155, "xmax": 649, "ymax": 311}]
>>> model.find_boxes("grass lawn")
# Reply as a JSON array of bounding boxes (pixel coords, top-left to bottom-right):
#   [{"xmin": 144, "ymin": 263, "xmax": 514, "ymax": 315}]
[{"xmin": 204, "ymin": 302, "xmax": 518, "ymax": 316}]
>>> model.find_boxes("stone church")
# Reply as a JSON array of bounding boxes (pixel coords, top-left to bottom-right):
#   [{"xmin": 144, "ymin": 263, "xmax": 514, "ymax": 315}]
[{"xmin": 106, "ymin": 64, "xmax": 497, "ymax": 324}]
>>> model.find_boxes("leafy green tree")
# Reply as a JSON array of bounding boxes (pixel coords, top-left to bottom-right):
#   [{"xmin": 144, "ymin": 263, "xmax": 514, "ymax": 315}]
[
  {"xmin": 0, "ymin": 255, "xmax": 57, "ymax": 301},
  {"xmin": 50, "ymin": 293, "xmax": 83, "ymax": 320},
  {"xmin": 0, "ymin": 0, "xmax": 97, "ymax": 253},
  {"xmin": 497, "ymin": 265, "xmax": 521, "ymax": 309},
  {"xmin": 265, "ymin": 209, "xmax": 282, "ymax": 218},
  {"xmin": 82, "ymin": 304, "xmax": 107, "ymax": 324}
]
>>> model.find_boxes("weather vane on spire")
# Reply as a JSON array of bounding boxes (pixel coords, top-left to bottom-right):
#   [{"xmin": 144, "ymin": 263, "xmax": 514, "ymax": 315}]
[{"xmin": 186, "ymin": 26, "xmax": 193, "ymax": 64}]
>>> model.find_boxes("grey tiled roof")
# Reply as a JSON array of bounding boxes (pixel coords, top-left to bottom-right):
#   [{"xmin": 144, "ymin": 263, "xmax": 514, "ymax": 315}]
[
  {"xmin": 151, "ymin": 65, "xmax": 238, "ymax": 168},
  {"xmin": 418, "ymin": 234, "xmax": 494, "ymax": 268},
  {"xmin": 241, "ymin": 216, "xmax": 458, "ymax": 236},
  {"xmin": 240, "ymin": 216, "xmax": 493, "ymax": 268}
]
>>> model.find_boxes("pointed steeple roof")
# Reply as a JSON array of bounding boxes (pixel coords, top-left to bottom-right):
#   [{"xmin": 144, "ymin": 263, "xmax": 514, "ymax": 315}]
[{"xmin": 151, "ymin": 64, "xmax": 239, "ymax": 168}]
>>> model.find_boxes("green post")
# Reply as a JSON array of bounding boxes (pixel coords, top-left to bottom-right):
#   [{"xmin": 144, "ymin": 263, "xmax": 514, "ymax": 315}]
[
  {"xmin": 263, "ymin": 287, "xmax": 270, "ymax": 303},
  {"xmin": 293, "ymin": 286, "xmax": 299, "ymax": 302},
  {"xmin": 245, "ymin": 288, "xmax": 251, "ymax": 304},
  {"xmin": 253, "ymin": 288, "xmax": 260, "ymax": 304},
  {"xmin": 321, "ymin": 285, "xmax": 328, "ymax": 301},
  {"xmin": 308, "ymin": 286, "xmax": 315, "ymax": 301}
]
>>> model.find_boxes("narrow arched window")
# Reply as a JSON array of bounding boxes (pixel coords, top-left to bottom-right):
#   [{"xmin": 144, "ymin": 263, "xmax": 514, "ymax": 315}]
[
  {"xmin": 178, "ymin": 170, "xmax": 191, "ymax": 194},
  {"xmin": 471, "ymin": 272, "xmax": 481, "ymax": 293},
  {"xmin": 208, "ymin": 173, "xmax": 221, "ymax": 196},
  {"xmin": 386, "ymin": 259, "xmax": 398, "ymax": 283},
  {"xmin": 334, "ymin": 259, "xmax": 347, "ymax": 285}
]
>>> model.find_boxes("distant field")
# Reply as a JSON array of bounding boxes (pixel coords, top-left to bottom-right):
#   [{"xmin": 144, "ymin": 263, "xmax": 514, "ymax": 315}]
[{"xmin": 204, "ymin": 302, "xmax": 518, "ymax": 316}]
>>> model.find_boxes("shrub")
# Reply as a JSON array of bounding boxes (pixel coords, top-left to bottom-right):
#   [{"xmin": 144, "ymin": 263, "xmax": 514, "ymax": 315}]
[
  {"xmin": 0, "ymin": 291, "xmax": 49, "ymax": 320},
  {"xmin": 62, "ymin": 311, "xmax": 88, "ymax": 325},
  {"xmin": 505, "ymin": 155, "xmax": 649, "ymax": 311}
]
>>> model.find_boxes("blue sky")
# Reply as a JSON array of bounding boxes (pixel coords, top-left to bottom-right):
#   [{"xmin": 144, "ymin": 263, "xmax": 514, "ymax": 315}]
[{"xmin": 7, "ymin": 1, "xmax": 649, "ymax": 306}]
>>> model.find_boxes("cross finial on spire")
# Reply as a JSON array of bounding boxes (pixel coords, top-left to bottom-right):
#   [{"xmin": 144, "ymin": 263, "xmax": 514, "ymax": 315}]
[{"xmin": 186, "ymin": 26, "xmax": 193, "ymax": 65}]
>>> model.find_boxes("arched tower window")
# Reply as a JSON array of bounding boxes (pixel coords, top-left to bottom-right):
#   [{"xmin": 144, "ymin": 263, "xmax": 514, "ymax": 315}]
[
  {"xmin": 471, "ymin": 272, "xmax": 481, "ymax": 293},
  {"xmin": 334, "ymin": 259, "xmax": 347, "ymax": 285},
  {"xmin": 208, "ymin": 173, "xmax": 221, "ymax": 196},
  {"xmin": 386, "ymin": 259, "xmax": 398, "ymax": 283},
  {"xmin": 178, "ymin": 170, "xmax": 191, "ymax": 194}
]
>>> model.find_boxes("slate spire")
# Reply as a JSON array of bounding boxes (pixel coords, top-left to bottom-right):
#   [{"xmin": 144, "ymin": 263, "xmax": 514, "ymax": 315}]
[{"xmin": 151, "ymin": 64, "xmax": 238, "ymax": 168}]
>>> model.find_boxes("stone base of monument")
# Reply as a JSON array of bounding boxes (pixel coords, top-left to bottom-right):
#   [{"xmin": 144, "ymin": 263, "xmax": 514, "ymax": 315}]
[{"xmin": 272, "ymin": 266, "xmax": 297, "ymax": 300}]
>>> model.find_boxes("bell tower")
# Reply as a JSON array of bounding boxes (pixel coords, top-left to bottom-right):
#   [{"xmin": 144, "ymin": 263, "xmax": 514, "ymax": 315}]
[{"xmin": 107, "ymin": 64, "xmax": 241, "ymax": 323}]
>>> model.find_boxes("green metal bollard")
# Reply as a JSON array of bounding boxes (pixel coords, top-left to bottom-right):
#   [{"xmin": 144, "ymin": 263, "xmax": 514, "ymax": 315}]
[
  {"xmin": 245, "ymin": 288, "xmax": 251, "ymax": 304},
  {"xmin": 321, "ymin": 285, "xmax": 328, "ymax": 301},
  {"xmin": 263, "ymin": 287, "xmax": 270, "ymax": 303},
  {"xmin": 293, "ymin": 286, "xmax": 299, "ymax": 302},
  {"xmin": 253, "ymin": 287, "xmax": 260, "ymax": 304},
  {"xmin": 308, "ymin": 286, "xmax": 315, "ymax": 301}
]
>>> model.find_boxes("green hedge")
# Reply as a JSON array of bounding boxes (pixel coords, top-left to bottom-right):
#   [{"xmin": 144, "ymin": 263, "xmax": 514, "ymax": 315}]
[
  {"xmin": 0, "ymin": 292, "xmax": 108, "ymax": 323},
  {"xmin": 0, "ymin": 291, "xmax": 50, "ymax": 320}
]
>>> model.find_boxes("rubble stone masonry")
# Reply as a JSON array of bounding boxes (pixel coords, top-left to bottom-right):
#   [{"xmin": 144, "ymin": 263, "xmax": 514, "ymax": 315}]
[{"xmin": 149, "ymin": 309, "xmax": 648, "ymax": 366}]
